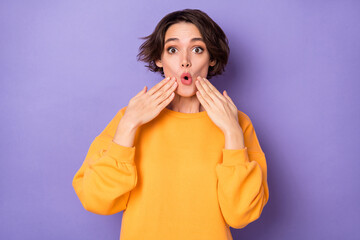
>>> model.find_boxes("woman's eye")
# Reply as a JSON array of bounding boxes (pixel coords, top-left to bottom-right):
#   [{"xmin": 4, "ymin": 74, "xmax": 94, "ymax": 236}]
[
  {"xmin": 193, "ymin": 47, "xmax": 204, "ymax": 54},
  {"xmin": 167, "ymin": 47, "xmax": 204, "ymax": 54},
  {"xmin": 167, "ymin": 47, "xmax": 177, "ymax": 54}
]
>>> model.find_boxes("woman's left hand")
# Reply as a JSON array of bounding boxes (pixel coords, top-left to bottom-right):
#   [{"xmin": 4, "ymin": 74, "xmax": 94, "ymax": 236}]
[{"xmin": 195, "ymin": 76, "xmax": 241, "ymax": 134}]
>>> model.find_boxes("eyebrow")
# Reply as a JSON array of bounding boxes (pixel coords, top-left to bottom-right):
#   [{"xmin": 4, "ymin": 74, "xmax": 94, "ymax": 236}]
[{"xmin": 164, "ymin": 37, "xmax": 204, "ymax": 44}]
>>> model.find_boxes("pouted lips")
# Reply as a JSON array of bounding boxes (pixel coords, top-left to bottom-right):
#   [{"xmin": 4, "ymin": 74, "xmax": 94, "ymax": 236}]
[{"xmin": 180, "ymin": 72, "xmax": 192, "ymax": 85}]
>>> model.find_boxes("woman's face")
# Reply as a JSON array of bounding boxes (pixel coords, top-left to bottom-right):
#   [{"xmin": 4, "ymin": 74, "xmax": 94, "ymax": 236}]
[{"xmin": 155, "ymin": 22, "xmax": 216, "ymax": 97}]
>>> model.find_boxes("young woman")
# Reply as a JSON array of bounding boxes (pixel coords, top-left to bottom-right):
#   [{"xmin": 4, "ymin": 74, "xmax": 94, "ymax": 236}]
[{"xmin": 73, "ymin": 9, "xmax": 269, "ymax": 240}]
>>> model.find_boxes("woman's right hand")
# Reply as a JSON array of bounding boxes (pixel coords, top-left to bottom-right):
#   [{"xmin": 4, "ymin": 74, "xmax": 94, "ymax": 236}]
[{"xmin": 121, "ymin": 76, "xmax": 178, "ymax": 129}]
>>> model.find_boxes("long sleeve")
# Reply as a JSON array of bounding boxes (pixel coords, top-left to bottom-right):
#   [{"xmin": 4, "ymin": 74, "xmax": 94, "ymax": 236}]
[
  {"xmin": 72, "ymin": 107, "xmax": 138, "ymax": 215},
  {"xmin": 215, "ymin": 112, "xmax": 269, "ymax": 229}
]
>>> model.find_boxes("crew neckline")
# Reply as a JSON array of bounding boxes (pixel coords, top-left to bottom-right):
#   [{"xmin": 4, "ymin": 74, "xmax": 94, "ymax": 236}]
[{"xmin": 162, "ymin": 107, "xmax": 208, "ymax": 119}]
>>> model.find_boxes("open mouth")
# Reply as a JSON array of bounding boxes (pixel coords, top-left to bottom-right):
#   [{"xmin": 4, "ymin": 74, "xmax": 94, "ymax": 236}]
[{"xmin": 181, "ymin": 73, "xmax": 192, "ymax": 85}]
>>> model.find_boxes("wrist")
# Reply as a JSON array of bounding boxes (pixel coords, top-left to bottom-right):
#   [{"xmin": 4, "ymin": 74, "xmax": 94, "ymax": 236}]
[
  {"xmin": 223, "ymin": 123, "xmax": 243, "ymax": 137},
  {"xmin": 119, "ymin": 116, "xmax": 139, "ymax": 132},
  {"xmin": 223, "ymin": 124, "xmax": 245, "ymax": 150}
]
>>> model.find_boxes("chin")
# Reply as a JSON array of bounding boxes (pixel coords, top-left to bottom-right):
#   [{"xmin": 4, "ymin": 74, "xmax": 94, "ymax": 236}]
[{"xmin": 175, "ymin": 88, "xmax": 197, "ymax": 98}]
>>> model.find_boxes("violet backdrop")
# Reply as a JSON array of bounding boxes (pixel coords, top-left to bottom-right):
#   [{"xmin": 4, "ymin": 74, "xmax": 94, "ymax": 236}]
[{"xmin": 1, "ymin": 0, "xmax": 359, "ymax": 239}]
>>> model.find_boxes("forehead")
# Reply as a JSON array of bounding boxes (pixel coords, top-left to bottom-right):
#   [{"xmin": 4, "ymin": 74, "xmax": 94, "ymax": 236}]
[{"xmin": 164, "ymin": 22, "xmax": 202, "ymax": 40}]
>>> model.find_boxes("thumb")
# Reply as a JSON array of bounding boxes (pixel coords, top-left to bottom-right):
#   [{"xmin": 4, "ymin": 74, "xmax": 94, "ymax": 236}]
[
  {"xmin": 223, "ymin": 90, "xmax": 236, "ymax": 106},
  {"xmin": 223, "ymin": 90, "xmax": 231, "ymax": 101},
  {"xmin": 135, "ymin": 86, "xmax": 147, "ymax": 97}
]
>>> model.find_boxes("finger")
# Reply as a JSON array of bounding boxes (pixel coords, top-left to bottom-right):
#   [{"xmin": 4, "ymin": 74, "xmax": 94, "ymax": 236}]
[
  {"xmin": 223, "ymin": 90, "xmax": 236, "ymax": 107},
  {"xmin": 134, "ymin": 86, "xmax": 147, "ymax": 97},
  {"xmin": 201, "ymin": 77, "xmax": 227, "ymax": 102},
  {"xmin": 155, "ymin": 79, "xmax": 177, "ymax": 103},
  {"xmin": 195, "ymin": 79, "xmax": 212, "ymax": 106},
  {"xmin": 196, "ymin": 77, "xmax": 223, "ymax": 106},
  {"xmin": 196, "ymin": 90, "xmax": 210, "ymax": 110},
  {"xmin": 147, "ymin": 76, "xmax": 171, "ymax": 95},
  {"xmin": 158, "ymin": 91, "xmax": 175, "ymax": 109},
  {"xmin": 153, "ymin": 77, "xmax": 177, "ymax": 101}
]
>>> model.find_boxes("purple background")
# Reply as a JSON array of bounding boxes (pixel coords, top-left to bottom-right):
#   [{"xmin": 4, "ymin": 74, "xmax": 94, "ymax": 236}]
[{"xmin": 1, "ymin": 1, "xmax": 359, "ymax": 239}]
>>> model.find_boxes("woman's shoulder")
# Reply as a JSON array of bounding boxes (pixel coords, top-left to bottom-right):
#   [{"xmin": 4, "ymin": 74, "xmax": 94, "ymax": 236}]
[
  {"xmin": 97, "ymin": 106, "xmax": 128, "ymax": 139},
  {"xmin": 237, "ymin": 109, "xmax": 265, "ymax": 155},
  {"xmin": 117, "ymin": 105, "xmax": 128, "ymax": 116},
  {"xmin": 237, "ymin": 109, "xmax": 252, "ymax": 126},
  {"xmin": 237, "ymin": 109, "xmax": 261, "ymax": 134}
]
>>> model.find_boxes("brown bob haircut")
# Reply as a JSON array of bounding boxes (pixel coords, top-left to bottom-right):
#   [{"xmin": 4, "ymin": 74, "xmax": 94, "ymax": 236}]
[{"xmin": 137, "ymin": 9, "xmax": 230, "ymax": 79}]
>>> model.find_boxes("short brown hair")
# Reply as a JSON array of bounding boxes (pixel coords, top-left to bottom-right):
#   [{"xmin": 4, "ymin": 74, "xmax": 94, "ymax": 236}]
[{"xmin": 137, "ymin": 9, "xmax": 230, "ymax": 79}]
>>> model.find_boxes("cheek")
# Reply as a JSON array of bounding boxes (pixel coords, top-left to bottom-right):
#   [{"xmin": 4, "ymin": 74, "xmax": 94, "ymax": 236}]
[
  {"xmin": 162, "ymin": 60, "xmax": 178, "ymax": 73},
  {"xmin": 197, "ymin": 59, "xmax": 211, "ymax": 72},
  {"xmin": 195, "ymin": 54, "xmax": 211, "ymax": 67}
]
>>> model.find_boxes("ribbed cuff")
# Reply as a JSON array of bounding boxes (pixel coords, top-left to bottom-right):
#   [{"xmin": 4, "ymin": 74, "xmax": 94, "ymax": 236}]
[
  {"xmin": 105, "ymin": 141, "xmax": 136, "ymax": 164},
  {"xmin": 221, "ymin": 147, "xmax": 250, "ymax": 165}
]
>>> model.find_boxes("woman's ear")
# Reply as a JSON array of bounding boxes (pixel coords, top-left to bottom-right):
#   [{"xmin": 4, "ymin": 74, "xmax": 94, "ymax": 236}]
[
  {"xmin": 209, "ymin": 59, "xmax": 216, "ymax": 67},
  {"xmin": 155, "ymin": 59, "xmax": 163, "ymax": 68}
]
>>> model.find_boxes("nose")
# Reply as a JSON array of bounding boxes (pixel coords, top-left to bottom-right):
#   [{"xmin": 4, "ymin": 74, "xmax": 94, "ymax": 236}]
[
  {"xmin": 181, "ymin": 52, "xmax": 191, "ymax": 68},
  {"xmin": 182, "ymin": 62, "xmax": 190, "ymax": 67}
]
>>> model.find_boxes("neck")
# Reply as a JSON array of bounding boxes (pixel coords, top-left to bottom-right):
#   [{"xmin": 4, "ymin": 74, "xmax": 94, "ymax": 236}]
[{"xmin": 166, "ymin": 93, "xmax": 205, "ymax": 113}]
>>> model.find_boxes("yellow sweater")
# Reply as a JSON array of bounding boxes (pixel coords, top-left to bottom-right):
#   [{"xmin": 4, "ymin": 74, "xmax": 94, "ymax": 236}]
[{"xmin": 72, "ymin": 106, "xmax": 269, "ymax": 240}]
